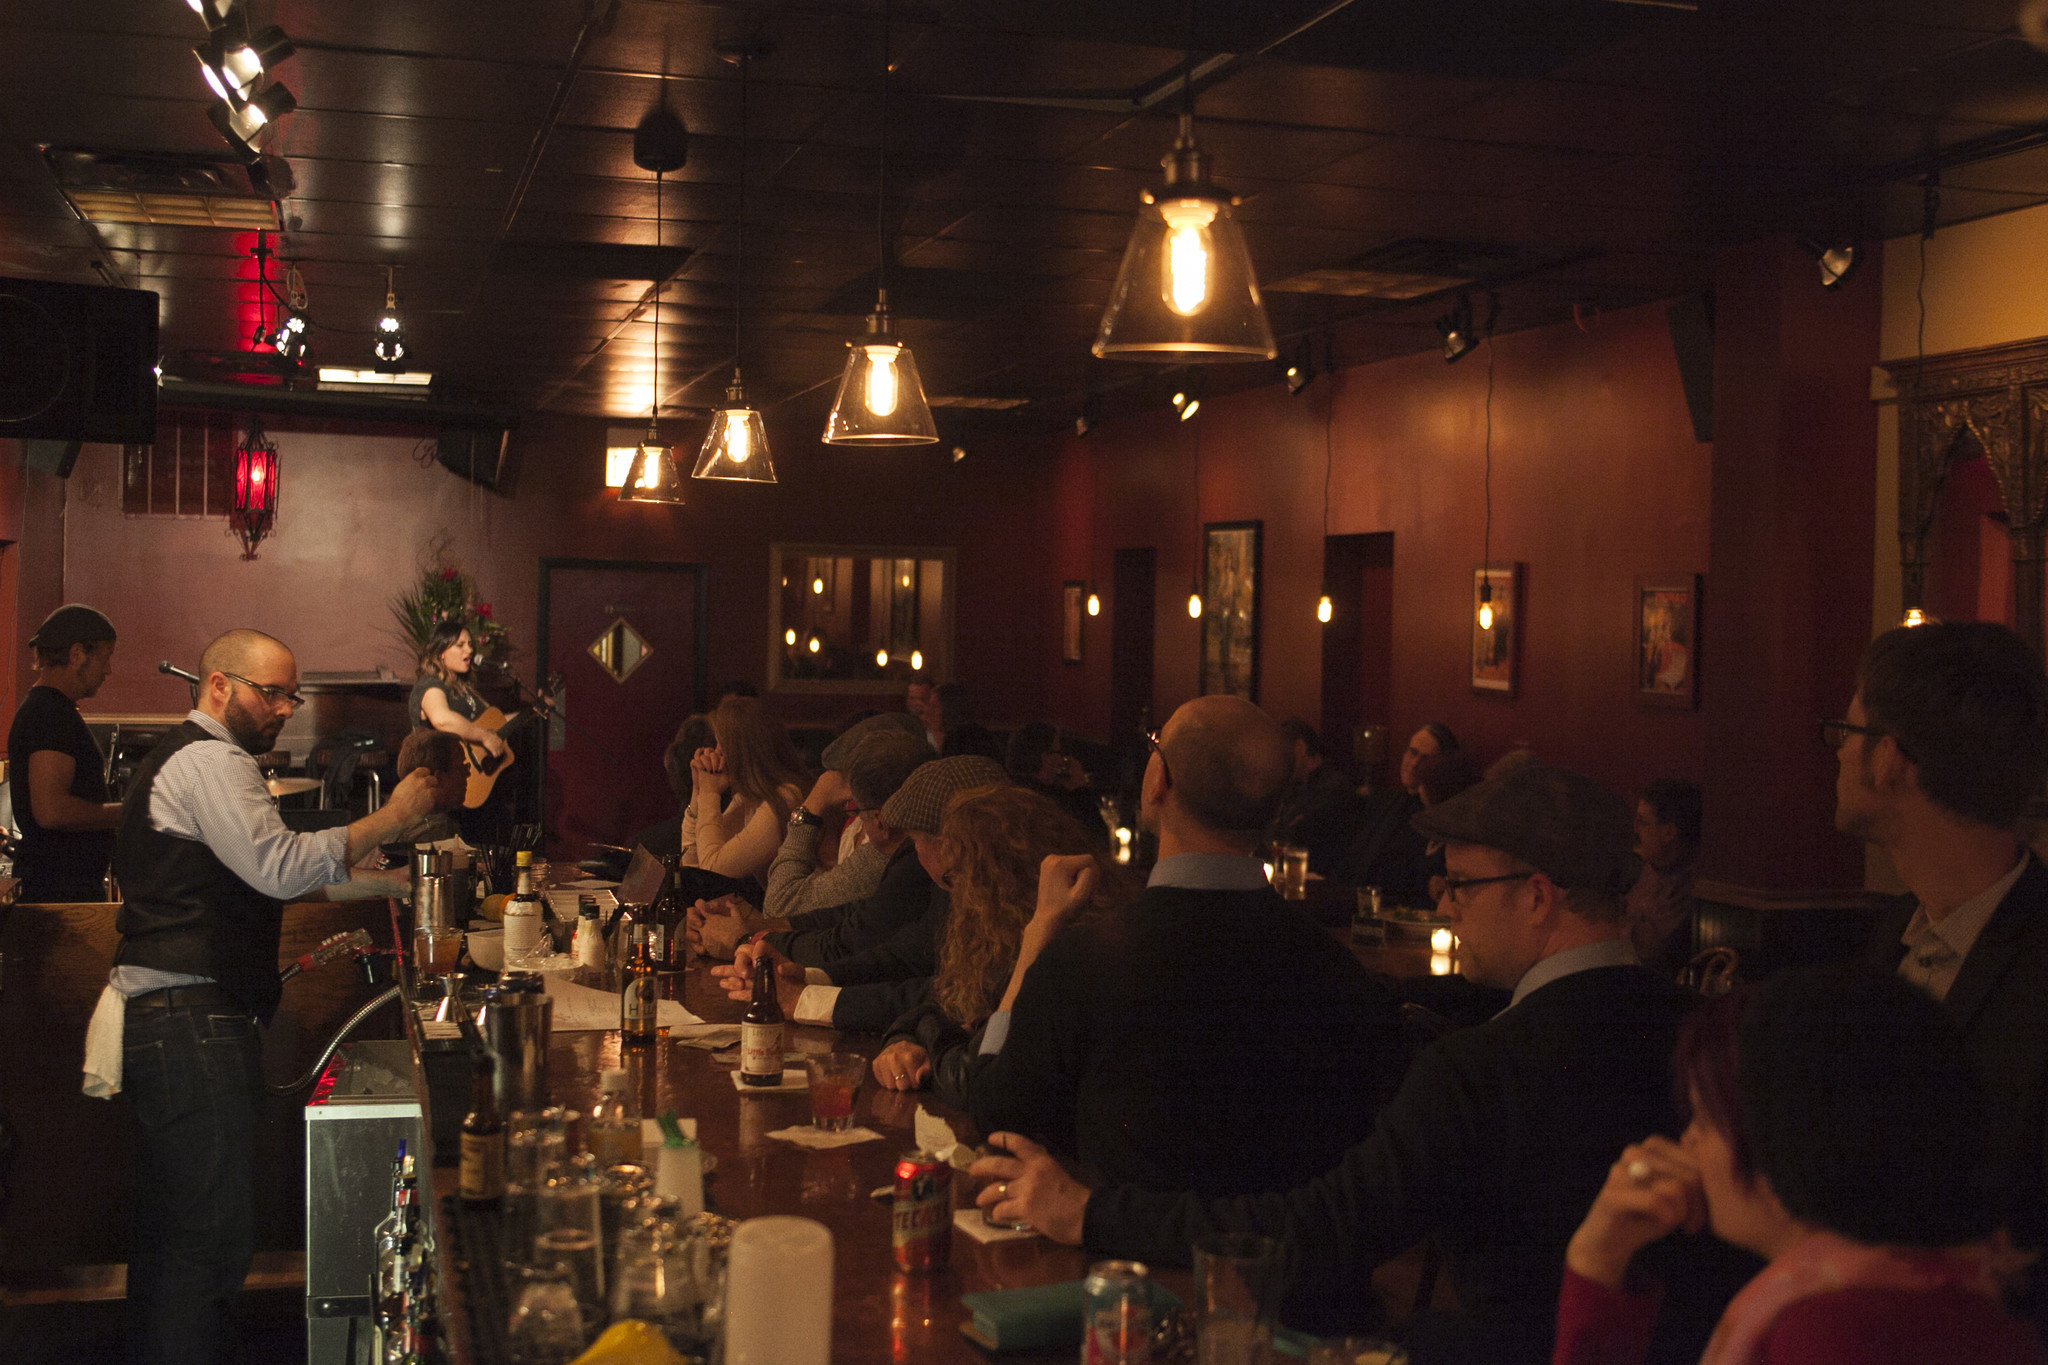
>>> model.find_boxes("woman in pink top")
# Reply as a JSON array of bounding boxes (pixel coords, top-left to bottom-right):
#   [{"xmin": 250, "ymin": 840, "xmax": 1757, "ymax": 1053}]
[{"xmin": 1555, "ymin": 966, "xmax": 2042, "ymax": 1365}]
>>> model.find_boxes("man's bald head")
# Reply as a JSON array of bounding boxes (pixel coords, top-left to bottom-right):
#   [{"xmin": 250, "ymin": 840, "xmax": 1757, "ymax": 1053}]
[
  {"xmin": 199, "ymin": 628, "xmax": 291, "ymax": 681},
  {"xmin": 1159, "ymin": 695, "xmax": 1292, "ymax": 838}
]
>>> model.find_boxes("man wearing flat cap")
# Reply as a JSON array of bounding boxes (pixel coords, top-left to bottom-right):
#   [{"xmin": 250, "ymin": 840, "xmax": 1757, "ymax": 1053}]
[
  {"xmin": 8, "ymin": 604, "xmax": 122, "ymax": 901},
  {"xmin": 975, "ymin": 762, "xmax": 1751, "ymax": 1362}
]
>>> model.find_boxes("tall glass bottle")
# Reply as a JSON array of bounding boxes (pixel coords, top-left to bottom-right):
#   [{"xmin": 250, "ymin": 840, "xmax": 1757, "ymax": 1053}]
[
  {"xmin": 372, "ymin": 1147, "xmax": 420, "ymax": 1357},
  {"xmin": 739, "ymin": 953, "xmax": 785, "ymax": 1086},
  {"xmin": 622, "ymin": 923, "xmax": 657, "ymax": 1051},
  {"xmin": 459, "ymin": 1057, "xmax": 505, "ymax": 1207},
  {"xmin": 590, "ymin": 1065, "xmax": 642, "ymax": 1167},
  {"xmin": 503, "ymin": 849, "xmax": 543, "ymax": 966}
]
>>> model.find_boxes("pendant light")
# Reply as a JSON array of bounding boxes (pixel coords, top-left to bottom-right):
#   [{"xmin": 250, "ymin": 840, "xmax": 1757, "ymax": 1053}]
[
  {"xmin": 1092, "ymin": 9, "xmax": 1274, "ymax": 364},
  {"xmin": 620, "ymin": 99, "xmax": 689, "ymax": 504},
  {"xmin": 1317, "ymin": 334, "xmax": 1334, "ymax": 625},
  {"xmin": 694, "ymin": 41, "xmax": 778, "ymax": 482},
  {"xmin": 1187, "ymin": 391, "xmax": 1205, "ymax": 621},
  {"xmin": 1477, "ymin": 336, "xmax": 1497, "ymax": 629},
  {"xmin": 823, "ymin": 0, "xmax": 938, "ymax": 445}
]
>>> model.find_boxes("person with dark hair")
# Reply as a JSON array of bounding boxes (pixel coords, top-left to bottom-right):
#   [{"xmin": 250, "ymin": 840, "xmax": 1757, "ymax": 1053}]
[
  {"xmin": 619, "ymin": 714, "xmax": 716, "ymax": 864},
  {"xmin": 718, "ymin": 679, "xmax": 760, "ymax": 703},
  {"xmin": 967, "ymin": 695, "xmax": 1406, "ymax": 1216},
  {"xmin": 409, "ymin": 617, "xmax": 504, "ymax": 766},
  {"xmin": 1626, "ymin": 777, "xmax": 1702, "ymax": 975},
  {"xmin": 1267, "ymin": 718, "xmax": 1366, "ymax": 874},
  {"xmin": 1835, "ymin": 621, "xmax": 2048, "ymax": 1327},
  {"xmin": 395, "ymin": 726, "xmax": 469, "ymax": 839},
  {"xmin": 941, "ymin": 720, "xmax": 1005, "ymax": 763},
  {"xmin": 974, "ymin": 763, "xmax": 1752, "ymax": 1359},
  {"xmin": 1005, "ymin": 720, "xmax": 1107, "ymax": 839},
  {"xmin": 1341, "ymin": 721, "xmax": 1459, "ymax": 905},
  {"xmin": 9, "ymin": 604, "xmax": 121, "ymax": 901},
  {"xmin": 1557, "ymin": 967, "xmax": 2043, "ymax": 1364}
]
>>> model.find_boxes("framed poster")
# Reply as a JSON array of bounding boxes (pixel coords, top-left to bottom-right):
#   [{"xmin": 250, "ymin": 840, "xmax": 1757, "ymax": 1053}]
[
  {"xmin": 1471, "ymin": 563, "xmax": 1522, "ymax": 696},
  {"xmin": 1201, "ymin": 521, "xmax": 1262, "ymax": 700},
  {"xmin": 1635, "ymin": 573, "xmax": 1702, "ymax": 709},
  {"xmin": 1061, "ymin": 580, "xmax": 1085, "ymax": 663}
]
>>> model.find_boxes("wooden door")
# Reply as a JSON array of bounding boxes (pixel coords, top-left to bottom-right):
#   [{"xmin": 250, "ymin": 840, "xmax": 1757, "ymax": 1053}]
[{"xmin": 538, "ymin": 559, "xmax": 707, "ymax": 862}]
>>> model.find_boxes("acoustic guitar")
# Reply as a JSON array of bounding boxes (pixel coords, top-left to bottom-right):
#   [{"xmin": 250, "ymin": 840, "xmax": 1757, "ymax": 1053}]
[{"xmin": 460, "ymin": 707, "xmax": 522, "ymax": 808}]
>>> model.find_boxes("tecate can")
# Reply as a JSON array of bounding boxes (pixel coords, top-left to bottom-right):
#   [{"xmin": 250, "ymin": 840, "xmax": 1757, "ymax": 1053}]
[
  {"xmin": 1081, "ymin": 1260, "xmax": 1153, "ymax": 1365},
  {"xmin": 891, "ymin": 1151, "xmax": 952, "ymax": 1274}
]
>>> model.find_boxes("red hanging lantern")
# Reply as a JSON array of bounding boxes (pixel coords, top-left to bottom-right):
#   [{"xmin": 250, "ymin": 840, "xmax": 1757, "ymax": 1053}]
[{"xmin": 230, "ymin": 418, "xmax": 280, "ymax": 559}]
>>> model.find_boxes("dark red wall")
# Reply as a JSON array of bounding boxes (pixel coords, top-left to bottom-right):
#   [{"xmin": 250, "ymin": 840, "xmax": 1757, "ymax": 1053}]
[{"xmin": 1045, "ymin": 296, "xmax": 1715, "ymax": 807}]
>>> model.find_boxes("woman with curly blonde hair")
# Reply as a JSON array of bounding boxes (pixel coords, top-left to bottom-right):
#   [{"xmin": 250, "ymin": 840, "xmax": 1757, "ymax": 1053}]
[{"xmin": 874, "ymin": 785, "xmax": 1134, "ymax": 1106}]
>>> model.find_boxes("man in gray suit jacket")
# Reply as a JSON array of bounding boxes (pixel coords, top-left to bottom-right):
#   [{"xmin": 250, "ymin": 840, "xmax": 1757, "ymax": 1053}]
[{"xmin": 1835, "ymin": 621, "xmax": 2048, "ymax": 1329}]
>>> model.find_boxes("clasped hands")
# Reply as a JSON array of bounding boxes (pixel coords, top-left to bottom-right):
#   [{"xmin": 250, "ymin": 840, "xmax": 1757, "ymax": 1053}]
[
  {"xmin": 1564, "ymin": 1135, "xmax": 1709, "ymax": 1289},
  {"xmin": 687, "ymin": 893, "xmax": 767, "ymax": 960}
]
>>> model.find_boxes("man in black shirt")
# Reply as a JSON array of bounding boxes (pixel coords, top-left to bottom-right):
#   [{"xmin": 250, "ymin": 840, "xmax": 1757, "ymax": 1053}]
[{"xmin": 8, "ymin": 604, "xmax": 121, "ymax": 901}]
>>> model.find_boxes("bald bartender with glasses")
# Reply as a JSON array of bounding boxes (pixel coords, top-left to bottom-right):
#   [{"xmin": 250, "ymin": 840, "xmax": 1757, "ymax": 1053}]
[{"xmin": 111, "ymin": 629, "xmax": 437, "ymax": 1365}]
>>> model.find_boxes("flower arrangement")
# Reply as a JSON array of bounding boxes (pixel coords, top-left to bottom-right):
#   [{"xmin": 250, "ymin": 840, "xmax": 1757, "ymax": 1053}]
[{"xmin": 391, "ymin": 560, "xmax": 511, "ymax": 669}]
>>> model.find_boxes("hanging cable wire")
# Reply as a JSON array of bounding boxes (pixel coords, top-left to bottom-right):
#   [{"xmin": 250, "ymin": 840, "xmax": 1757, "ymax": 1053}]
[
  {"xmin": 736, "ymin": 54, "xmax": 747, "ymax": 370},
  {"xmin": 877, "ymin": 0, "xmax": 891, "ymax": 300}
]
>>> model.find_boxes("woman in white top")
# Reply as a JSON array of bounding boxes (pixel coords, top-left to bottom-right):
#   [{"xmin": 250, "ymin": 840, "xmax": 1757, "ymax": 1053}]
[{"xmin": 686, "ymin": 696, "xmax": 809, "ymax": 883}]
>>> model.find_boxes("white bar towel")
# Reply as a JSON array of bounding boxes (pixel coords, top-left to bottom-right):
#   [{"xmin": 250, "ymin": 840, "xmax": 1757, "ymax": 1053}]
[{"xmin": 82, "ymin": 984, "xmax": 124, "ymax": 1099}]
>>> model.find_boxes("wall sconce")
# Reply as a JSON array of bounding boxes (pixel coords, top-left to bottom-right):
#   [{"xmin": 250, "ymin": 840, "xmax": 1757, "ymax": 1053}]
[{"xmin": 230, "ymin": 418, "xmax": 280, "ymax": 559}]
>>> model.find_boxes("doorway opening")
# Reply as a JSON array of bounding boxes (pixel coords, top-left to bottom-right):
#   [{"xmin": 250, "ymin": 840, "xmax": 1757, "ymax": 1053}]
[{"xmin": 1320, "ymin": 532, "xmax": 1394, "ymax": 786}]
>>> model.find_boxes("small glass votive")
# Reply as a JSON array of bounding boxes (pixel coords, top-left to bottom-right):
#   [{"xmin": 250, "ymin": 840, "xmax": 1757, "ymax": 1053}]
[
  {"xmin": 1352, "ymin": 887, "xmax": 1386, "ymax": 946},
  {"xmin": 802, "ymin": 1053, "xmax": 865, "ymax": 1132}
]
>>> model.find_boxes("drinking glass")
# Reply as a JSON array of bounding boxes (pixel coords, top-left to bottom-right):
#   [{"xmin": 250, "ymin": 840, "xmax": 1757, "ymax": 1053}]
[
  {"xmin": 802, "ymin": 1052, "xmax": 865, "ymax": 1132},
  {"xmin": 414, "ymin": 925, "xmax": 463, "ymax": 980},
  {"xmin": 1352, "ymin": 887, "xmax": 1387, "ymax": 946},
  {"xmin": 973, "ymin": 1143, "xmax": 1031, "ymax": 1232},
  {"xmin": 1192, "ymin": 1234, "xmax": 1283, "ymax": 1365},
  {"xmin": 506, "ymin": 1263, "xmax": 585, "ymax": 1365},
  {"xmin": 1308, "ymin": 1338, "xmax": 1410, "ymax": 1365},
  {"xmin": 534, "ymin": 1227, "xmax": 606, "ymax": 1330},
  {"xmin": 1274, "ymin": 844, "xmax": 1309, "ymax": 900},
  {"xmin": 610, "ymin": 1228, "xmax": 701, "ymax": 1347}
]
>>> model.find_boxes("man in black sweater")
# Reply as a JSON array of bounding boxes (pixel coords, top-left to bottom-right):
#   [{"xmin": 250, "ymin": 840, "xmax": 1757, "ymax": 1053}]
[
  {"xmin": 976, "ymin": 763, "xmax": 1751, "ymax": 1362},
  {"xmin": 967, "ymin": 695, "xmax": 1406, "ymax": 1205}
]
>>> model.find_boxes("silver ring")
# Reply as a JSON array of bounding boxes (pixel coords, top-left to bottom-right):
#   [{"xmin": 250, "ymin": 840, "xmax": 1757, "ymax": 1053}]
[{"xmin": 1626, "ymin": 1159, "xmax": 1654, "ymax": 1186}]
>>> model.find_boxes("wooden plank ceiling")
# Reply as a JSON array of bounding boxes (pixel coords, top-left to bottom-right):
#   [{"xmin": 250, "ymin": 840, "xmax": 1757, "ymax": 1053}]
[{"xmin": 2, "ymin": 0, "xmax": 2047, "ymax": 434}]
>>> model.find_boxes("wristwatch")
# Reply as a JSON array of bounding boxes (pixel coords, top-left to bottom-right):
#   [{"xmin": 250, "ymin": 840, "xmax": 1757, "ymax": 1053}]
[{"xmin": 789, "ymin": 807, "xmax": 824, "ymax": 830}]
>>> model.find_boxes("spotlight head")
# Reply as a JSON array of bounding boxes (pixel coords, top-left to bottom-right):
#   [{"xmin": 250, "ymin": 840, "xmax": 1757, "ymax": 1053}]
[
  {"xmin": 950, "ymin": 445, "xmax": 966, "ymax": 462},
  {"xmin": 1178, "ymin": 397, "xmax": 1200, "ymax": 421},
  {"xmin": 1074, "ymin": 414, "xmax": 1095, "ymax": 438},
  {"xmin": 269, "ymin": 310, "xmax": 309, "ymax": 362},
  {"xmin": 1171, "ymin": 391, "xmax": 1187, "ymax": 409},
  {"xmin": 1798, "ymin": 237, "xmax": 1861, "ymax": 290},
  {"xmin": 208, "ymin": 83, "xmax": 296, "ymax": 159},
  {"xmin": 1436, "ymin": 298, "xmax": 1478, "ymax": 364}
]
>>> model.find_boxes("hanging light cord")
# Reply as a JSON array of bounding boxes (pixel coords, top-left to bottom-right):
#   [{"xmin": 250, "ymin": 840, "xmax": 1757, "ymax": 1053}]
[
  {"xmin": 1482, "ymin": 336, "xmax": 1495, "ymax": 580},
  {"xmin": 734, "ymin": 53, "xmax": 747, "ymax": 375},
  {"xmin": 1322, "ymin": 358, "xmax": 1334, "ymax": 548},
  {"xmin": 652, "ymin": 168, "xmax": 662, "ymax": 430},
  {"xmin": 876, "ymin": 0, "xmax": 891, "ymax": 302}
]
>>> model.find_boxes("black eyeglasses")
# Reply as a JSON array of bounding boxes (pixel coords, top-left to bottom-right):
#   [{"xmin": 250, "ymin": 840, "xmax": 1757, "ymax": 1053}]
[
  {"xmin": 221, "ymin": 671, "xmax": 305, "ymax": 711},
  {"xmin": 1819, "ymin": 718, "xmax": 1897, "ymax": 755},
  {"xmin": 1440, "ymin": 872, "xmax": 1533, "ymax": 904},
  {"xmin": 1144, "ymin": 726, "xmax": 1172, "ymax": 784}
]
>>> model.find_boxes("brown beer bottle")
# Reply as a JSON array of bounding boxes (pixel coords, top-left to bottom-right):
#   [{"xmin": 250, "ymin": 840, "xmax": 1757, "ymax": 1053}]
[
  {"xmin": 622, "ymin": 922, "xmax": 658, "ymax": 1050},
  {"xmin": 739, "ymin": 952, "xmax": 785, "ymax": 1086},
  {"xmin": 457, "ymin": 1058, "xmax": 504, "ymax": 1206}
]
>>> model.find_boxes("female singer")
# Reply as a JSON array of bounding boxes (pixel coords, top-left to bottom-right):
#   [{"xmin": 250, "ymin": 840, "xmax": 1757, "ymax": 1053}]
[{"xmin": 410, "ymin": 619, "xmax": 506, "ymax": 764}]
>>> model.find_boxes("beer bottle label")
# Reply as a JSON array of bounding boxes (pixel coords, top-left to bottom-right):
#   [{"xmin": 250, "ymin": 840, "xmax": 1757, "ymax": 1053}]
[
  {"xmin": 739, "ymin": 1021, "xmax": 784, "ymax": 1080},
  {"xmin": 623, "ymin": 981, "xmax": 653, "ymax": 1025},
  {"xmin": 459, "ymin": 1130, "xmax": 504, "ymax": 1200}
]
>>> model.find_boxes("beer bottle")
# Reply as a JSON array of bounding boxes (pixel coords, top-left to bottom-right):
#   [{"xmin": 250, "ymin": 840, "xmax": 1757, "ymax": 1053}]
[
  {"xmin": 622, "ymin": 922, "xmax": 658, "ymax": 1050},
  {"xmin": 739, "ymin": 952, "xmax": 786, "ymax": 1086},
  {"xmin": 646, "ymin": 852, "xmax": 681, "ymax": 968},
  {"xmin": 458, "ymin": 1057, "xmax": 504, "ymax": 1206}
]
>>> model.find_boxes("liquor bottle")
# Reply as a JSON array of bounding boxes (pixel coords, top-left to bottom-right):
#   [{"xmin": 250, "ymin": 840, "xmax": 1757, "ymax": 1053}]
[
  {"xmin": 621, "ymin": 923, "xmax": 658, "ymax": 1051},
  {"xmin": 573, "ymin": 894, "xmax": 605, "ymax": 970},
  {"xmin": 502, "ymin": 850, "xmax": 542, "ymax": 965},
  {"xmin": 644, "ymin": 853, "xmax": 680, "ymax": 969},
  {"xmin": 372, "ymin": 1148, "xmax": 420, "ymax": 1355},
  {"xmin": 458, "ymin": 1057, "xmax": 504, "ymax": 1206},
  {"xmin": 589, "ymin": 1065, "xmax": 643, "ymax": 1166},
  {"xmin": 740, "ymin": 952, "xmax": 786, "ymax": 1086}
]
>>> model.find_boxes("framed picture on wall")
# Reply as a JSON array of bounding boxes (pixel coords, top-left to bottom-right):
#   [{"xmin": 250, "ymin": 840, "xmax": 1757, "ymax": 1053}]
[
  {"xmin": 1201, "ymin": 521, "xmax": 1262, "ymax": 700},
  {"xmin": 1471, "ymin": 563, "xmax": 1522, "ymax": 696},
  {"xmin": 1635, "ymin": 573, "xmax": 1702, "ymax": 709},
  {"xmin": 1061, "ymin": 581, "xmax": 1085, "ymax": 663}
]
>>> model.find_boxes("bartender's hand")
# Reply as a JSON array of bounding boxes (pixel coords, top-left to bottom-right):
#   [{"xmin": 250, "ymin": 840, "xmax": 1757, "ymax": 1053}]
[
  {"xmin": 971, "ymin": 1133, "xmax": 1090, "ymax": 1245},
  {"xmin": 872, "ymin": 1040, "xmax": 930, "ymax": 1091},
  {"xmin": 386, "ymin": 769, "xmax": 438, "ymax": 828},
  {"xmin": 803, "ymin": 769, "xmax": 852, "ymax": 816},
  {"xmin": 690, "ymin": 747, "xmax": 731, "ymax": 798}
]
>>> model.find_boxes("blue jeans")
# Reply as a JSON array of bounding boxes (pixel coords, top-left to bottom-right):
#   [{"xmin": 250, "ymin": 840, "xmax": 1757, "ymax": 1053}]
[{"xmin": 122, "ymin": 997, "xmax": 263, "ymax": 1365}]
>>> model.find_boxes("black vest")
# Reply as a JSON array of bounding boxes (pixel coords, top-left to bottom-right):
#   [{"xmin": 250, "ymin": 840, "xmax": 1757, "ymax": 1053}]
[{"xmin": 113, "ymin": 720, "xmax": 286, "ymax": 1016}]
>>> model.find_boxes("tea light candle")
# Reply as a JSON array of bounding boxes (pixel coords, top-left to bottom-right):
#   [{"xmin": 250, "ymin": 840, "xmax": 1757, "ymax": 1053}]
[
  {"xmin": 1113, "ymin": 827, "xmax": 1133, "ymax": 864},
  {"xmin": 1431, "ymin": 928, "xmax": 1455, "ymax": 953},
  {"xmin": 725, "ymin": 1216, "xmax": 833, "ymax": 1365},
  {"xmin": 1430, "ymin": 952, "xmax": 1455, "ymax": 976}
]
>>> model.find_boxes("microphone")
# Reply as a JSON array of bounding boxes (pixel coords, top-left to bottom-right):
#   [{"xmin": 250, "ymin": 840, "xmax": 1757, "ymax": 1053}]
[{"xmin": 159, "ymin": 661, "xmax": 202, "ymax": 685}]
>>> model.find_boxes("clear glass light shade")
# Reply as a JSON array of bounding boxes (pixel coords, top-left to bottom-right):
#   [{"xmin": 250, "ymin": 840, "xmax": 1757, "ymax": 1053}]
[
  {"xmin": 1094, "ymin": 192, "xmax": 1276, "ymax": 362},
  {"xmin": 618, "ymin": 439, "xmax": 686, "ymax": 504},
  {"xmin": 823, "ymin": 341, "xmax": 938, "ymax": 445},
  {"xmin": 691, "ymin": 405, "xmax": 776, "ymax": 482}
]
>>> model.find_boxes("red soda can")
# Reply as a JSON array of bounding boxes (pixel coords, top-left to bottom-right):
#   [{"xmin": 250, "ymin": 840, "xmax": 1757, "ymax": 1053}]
[
  {"xmin": 892, "ymin": 1151, "xmax": 952, "ymax": 1273},
  {"xmin": 1082, "ymin": 1260, "xmax": 1153, "ymax": 1365}
]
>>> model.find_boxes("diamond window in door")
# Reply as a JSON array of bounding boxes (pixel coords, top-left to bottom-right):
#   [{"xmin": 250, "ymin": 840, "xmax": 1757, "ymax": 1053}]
[{"xmin": 588, "ymin": 616, "xmax": 653, "ymax": 683}]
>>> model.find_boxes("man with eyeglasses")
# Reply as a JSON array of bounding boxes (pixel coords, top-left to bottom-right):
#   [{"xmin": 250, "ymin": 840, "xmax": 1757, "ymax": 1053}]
[
  {"xmin": 974, "ymin": 761, "xmax": 1752, "ymax": 1361},
  {"xmin": 1838, "ymin": 620, "xmax": 2048, "ymax": 1332},
  {"xmin": 109, "ymin": 628, "xmax": 438, "ymax": 1365}
]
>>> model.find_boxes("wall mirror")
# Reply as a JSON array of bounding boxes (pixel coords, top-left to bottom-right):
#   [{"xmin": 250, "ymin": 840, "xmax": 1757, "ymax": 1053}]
[{"xmin": 767, "ymin": 543, "xmax": 955, "ymax": 692}]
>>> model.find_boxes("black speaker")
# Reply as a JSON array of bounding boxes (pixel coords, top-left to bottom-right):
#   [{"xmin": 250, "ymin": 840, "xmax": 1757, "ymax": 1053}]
[
  {"xmin": 436, "ymin": 426, "xmax": 509, "ymax": 490},
  {"xmin": 0, "ymin": 277, "xmax": 159, "ymax": 444},
  {"xmin": 1666, "ymin": 292, "xmax": 1715, "ymax": 445}
]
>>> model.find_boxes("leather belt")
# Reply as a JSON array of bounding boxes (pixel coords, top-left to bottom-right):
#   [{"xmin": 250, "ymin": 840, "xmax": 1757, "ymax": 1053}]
[{"xmin": 125, "ymin": 983, "xmax": 243, "ymax": 1014}]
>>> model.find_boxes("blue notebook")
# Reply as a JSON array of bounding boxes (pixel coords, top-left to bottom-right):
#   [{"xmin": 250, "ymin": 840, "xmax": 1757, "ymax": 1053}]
[{"xmin": 959, "ymin": 1279, "xmax": 1182, "ymax": 1353}]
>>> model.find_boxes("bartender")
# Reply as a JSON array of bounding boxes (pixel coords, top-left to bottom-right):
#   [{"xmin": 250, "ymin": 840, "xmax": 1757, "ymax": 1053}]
[
  {"xmin": 109, "ymin": 628, "xmax": 435, "ymax": 1365},
  {"xmin": 6, "ymin": 604, "xmax": 122, "ymax": 901}
]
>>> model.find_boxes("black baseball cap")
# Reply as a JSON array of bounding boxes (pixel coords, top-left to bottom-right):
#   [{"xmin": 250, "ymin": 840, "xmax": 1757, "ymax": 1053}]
[
  {"xmin": 29, "ymin": 604, "xmax": 116, "ymax": 653},
  {"xmin": 1412, "ymin": 762, "xmax": 1637, "ymax": 896}
]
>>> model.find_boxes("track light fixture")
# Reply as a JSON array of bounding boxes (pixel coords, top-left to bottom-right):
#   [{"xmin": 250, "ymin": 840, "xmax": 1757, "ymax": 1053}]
[
  {"xmin": 208, "ymin": 82, "xmax": 296, "ymax": 159},
  {"xmin": 195, "ymin": 16, "xmax": 293, "ymax": 102},
  {"xmin": 1437, "ymin": 296, "xmax": 1478, "ymax": 364},
  {"xmin": 269, "ymin": 310, "xmax": 308, "ymax": 363},
  {"xmin": 1283, "ymin": 338, "xmax": 1317, "ymax": 396},
  {"xmin": 1171, "ymin": 389, "xmax": 1201, "ymax": 422},
  {"xmin": 372, "ymin": 267, "xmax": 407, "ymax": 370},
  {"xmin": 1797, "ymin": 237, "xmax": 1861, "ymax": 290},
  {"xmin": 188, "ymin": 0, "xmax": 236, "ymax": 30}
]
